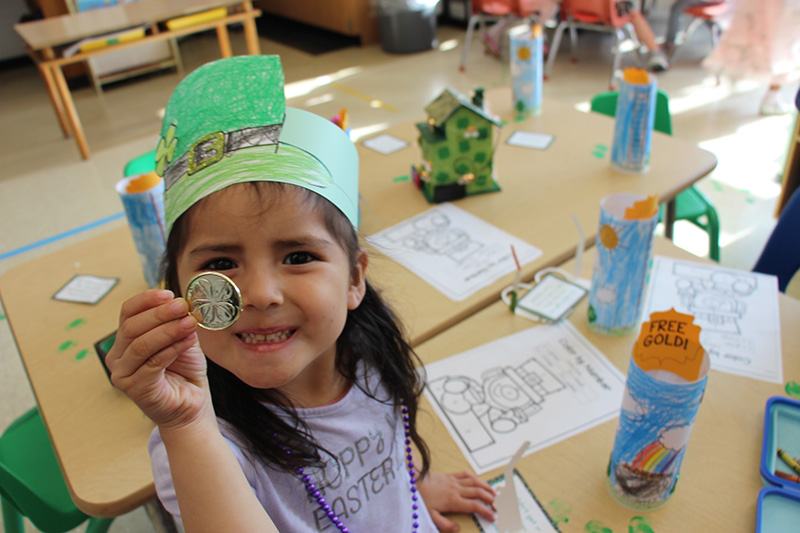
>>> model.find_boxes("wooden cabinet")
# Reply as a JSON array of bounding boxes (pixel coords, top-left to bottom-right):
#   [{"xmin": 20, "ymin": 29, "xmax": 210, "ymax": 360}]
[
  {"xmin": 34, "ymin": 0, "xmax": 69, "ymax": 17},
  {"xmin": 254, "ymin": 0, "xmax": 379, "ymax": 44}
]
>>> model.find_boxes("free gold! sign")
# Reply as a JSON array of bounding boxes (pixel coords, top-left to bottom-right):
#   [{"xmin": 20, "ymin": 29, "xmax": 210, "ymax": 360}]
[{"xmin": 633, "ymin": 308, "xmax": 705, "ymax": 382}]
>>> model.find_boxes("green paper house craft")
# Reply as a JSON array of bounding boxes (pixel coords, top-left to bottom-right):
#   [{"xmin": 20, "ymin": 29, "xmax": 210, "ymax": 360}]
[{"xmin": 413, "ymin": 88, "xmax": 502, "ymax": 203}]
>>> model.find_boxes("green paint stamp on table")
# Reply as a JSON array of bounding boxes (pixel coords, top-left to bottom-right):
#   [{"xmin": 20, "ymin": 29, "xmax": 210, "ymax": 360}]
[
  {"xmin": 584, "ymin": 520, "xmax": 612, "ymax": 533},
  {"xmin": 545, "ymin": 498, "xmax": 571, "ymax": 524},
  {"xmin": 58, "ymin": 340, "xmax": 76, "ymax": 351},
  {"xmin": 582, "ymin": 515, "xmax": 654, "ymax": 533},
  {"xmin": 592, "ymin": 144, "xmax": 609, "ymax": 159},
  {"xmin": 786, "ymin": 381, "xmax": 800, "ymax": 399},
  {"xmin": 629, "ymin": 516, "xmax": 654, "ymax": 533},
  {"xmin": 66, "ymin": 318, "xmax": 86, "ymax": 329}
]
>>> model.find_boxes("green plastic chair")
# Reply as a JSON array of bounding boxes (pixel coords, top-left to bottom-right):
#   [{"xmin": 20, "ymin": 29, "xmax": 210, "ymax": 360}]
[
  {"xmin": 123, "ymin": 149, "xmax": 157, "ymax": 177},
  {"xmin": 590, "ymin": 90, "xmax": 721, "ymax": 262},
  {"xmin": 0, "ymin": 407, "xmax": 114, "ymax": 533}
]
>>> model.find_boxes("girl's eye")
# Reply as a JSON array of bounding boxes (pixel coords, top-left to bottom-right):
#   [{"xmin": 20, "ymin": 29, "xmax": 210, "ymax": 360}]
[
  {"xmin": 202, "ymin": 258, "xmax": 237, "ymax": 271},
  {"xmin": 284, "ymin": 251, "xmax": 316, "ymax": 265}
]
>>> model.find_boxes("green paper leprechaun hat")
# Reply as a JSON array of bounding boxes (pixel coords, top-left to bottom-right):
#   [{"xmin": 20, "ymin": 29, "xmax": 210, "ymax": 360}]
[{"xmin": 155, "ymin": 55, "xmax": 359, "ymax": 233}]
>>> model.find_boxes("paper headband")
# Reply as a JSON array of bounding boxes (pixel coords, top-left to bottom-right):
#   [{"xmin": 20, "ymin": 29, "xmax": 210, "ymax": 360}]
[{"xmin": 156, "ymin": 55, "xmax": 359, "ymax": 233}]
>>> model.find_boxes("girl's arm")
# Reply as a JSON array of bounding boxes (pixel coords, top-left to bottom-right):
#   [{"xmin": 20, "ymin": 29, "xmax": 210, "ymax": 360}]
[
  {"xmin": 158, "ymin": 398, "xmax": 277, "ymax": 532},
  {"xmin": 106, "ymin": 289, "xmax": 277, "ymax": 532}
]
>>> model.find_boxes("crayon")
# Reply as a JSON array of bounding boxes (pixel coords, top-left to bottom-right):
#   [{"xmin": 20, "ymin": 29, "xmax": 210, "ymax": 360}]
[
  {"xmin": 774, "ymin": 469, "xmax": 800, "ymax": 484},
  {"xmin": 776, "ymin": 448, "xmax": 800, "ymax": 476}
]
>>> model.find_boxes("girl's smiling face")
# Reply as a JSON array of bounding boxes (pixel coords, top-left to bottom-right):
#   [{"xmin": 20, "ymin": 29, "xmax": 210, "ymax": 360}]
[{"xmin": 176, "ymin": 184, "xmax": 367, "ymax": 406}]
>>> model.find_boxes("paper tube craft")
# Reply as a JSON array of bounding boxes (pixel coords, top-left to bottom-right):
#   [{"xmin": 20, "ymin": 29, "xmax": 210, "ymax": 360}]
[
  {"xmin": 115, "ymin": 171, "xmax": 166, "ymax": 287},
  {"xmin": 611, "ymin": 68, "xmax": 656, "ymax": 173},
  {"xmin": 587, "ymin": 193, "xmax": 659, "ymax": 336},
  {"xmin": 509, "ymin": 24, "xmax": 543, "ymax": 119},
  {"xmin": 607, "ymin": 308, "xmax": 709, "ymax": 511}
]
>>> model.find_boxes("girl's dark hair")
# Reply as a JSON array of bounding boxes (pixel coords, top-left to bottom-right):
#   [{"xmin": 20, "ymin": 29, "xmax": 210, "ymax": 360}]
[{"xmin": 163, "ymin": 182, "xmax": 430, "ymax": 479}]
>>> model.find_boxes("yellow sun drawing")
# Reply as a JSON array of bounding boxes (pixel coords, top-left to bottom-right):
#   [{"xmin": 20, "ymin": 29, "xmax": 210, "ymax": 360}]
[
  {"xmin": 599, "ymin": 224, "xmax": 619, "ymax": 249},
  {"xmin": 517, "ymin": 46, "xmax": 531, "ymax": 61}
]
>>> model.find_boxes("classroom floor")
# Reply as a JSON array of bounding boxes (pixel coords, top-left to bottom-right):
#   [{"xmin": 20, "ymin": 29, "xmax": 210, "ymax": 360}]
[{"xmin": 0, "ymin": 5, "xmax": 796, "ymax": 532}]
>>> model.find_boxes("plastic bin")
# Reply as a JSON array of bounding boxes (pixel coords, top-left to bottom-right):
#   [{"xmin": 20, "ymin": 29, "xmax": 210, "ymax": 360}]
[
  {"xmin": 377, "ymin": 1, "xmax": 439, "ymax": 54},
  {"xmin": 757, "ymin": 396, "xmax": 800, "ymax": 532}
]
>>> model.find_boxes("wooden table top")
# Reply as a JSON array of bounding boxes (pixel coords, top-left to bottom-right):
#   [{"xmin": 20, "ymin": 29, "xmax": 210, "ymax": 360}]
[
  {"xmin": 14, "ymin": 0, "xmax": 250, "ymax": 50},
  {"xmin": 362, "ymin": 90, "xmax": 717, "ymax": 346},
  {"xmin": 0, "ymin": 229, "xmax": 153, "ymax": 517},
  {"xmin": 0, "ymin": 93, "xmax": 716, "ymax": 517},
  {"xmin": 413, "ymin": 237, "xmax": 800, "ymax": 532}
]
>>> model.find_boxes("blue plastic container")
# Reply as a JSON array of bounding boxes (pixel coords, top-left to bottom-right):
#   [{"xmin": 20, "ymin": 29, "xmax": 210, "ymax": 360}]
[{"xmin": 757, "ymin": 396, "xmax": 800, "ymax": 532}]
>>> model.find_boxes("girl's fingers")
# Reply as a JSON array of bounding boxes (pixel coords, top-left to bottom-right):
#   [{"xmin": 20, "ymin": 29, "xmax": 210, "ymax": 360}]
[
  {"xmin": 107, "ymin": 291, "xmax": 197, "ymax": 379},
  {"xmin": 118, "ymin": 289, "xmax": 175, "ymax": 325},
  {"xmin": 468, "ymin": 497, "xmax": 496, "ymax": 523},
  {"xmin": 452, "ymin": 471, "xmax": 496, "ymax": 496},
  {"xmin": 456, "ymin": 486, "xmax": 496, "ymax": 506},
  {"xmin": 113, "ymin": 330, "xmax": 198, "ymax": 383},
  {"xmin": 112, "ymin": 313, "xmax": 197, "ymax": 379},
  {"xmin": 117, "ymin": 292, "xmax": 189, "ymax": 346}
]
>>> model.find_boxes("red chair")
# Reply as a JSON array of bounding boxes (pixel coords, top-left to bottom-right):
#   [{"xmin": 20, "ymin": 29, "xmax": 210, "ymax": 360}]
[
  {"xmin": 544, "ymin": 0, "xmax": 640, "ymax": 89},
  {"xmin": 459, "ymin": 0, "xmax": 556, "ymax": 71},
  {"xmin": 672, "ymin": 1, "xmax": 729, "ymax": 60}
]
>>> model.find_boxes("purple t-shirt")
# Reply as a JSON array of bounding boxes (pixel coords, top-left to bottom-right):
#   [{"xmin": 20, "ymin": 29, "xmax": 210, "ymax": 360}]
[{"xmin": 149, "ymin": 367, "xmax": 437, "ymax": 532}]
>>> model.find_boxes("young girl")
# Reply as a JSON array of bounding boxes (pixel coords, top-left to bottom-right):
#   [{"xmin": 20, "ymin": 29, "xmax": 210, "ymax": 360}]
[
  {"xmin": 105, "ymin": 56, "xmax": 496, "ymax": 532},
  {"xmin": 701, "ymin": 0, "xmax": 800, "ymax": 115}
]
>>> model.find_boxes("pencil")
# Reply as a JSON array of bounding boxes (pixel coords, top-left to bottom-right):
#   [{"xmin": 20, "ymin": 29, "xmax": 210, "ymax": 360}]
[
  {"xmin": 510, "ymin": 245, "xmax": 521, "ymax": 312},
  {"xmin": 774, "ymin": 469, "xmax": 800, "ymax": 484},
  {"xmin": 776, "ymin": 448, "xmax": 800, "ymax": 476}
]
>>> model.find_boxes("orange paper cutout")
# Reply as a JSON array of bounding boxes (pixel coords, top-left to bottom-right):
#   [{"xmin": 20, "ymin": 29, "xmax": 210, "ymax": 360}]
[
  {"xmin": 624, "ymin": 195, "xmax": 659, "ymax": 220},
  {"xmin": 633, "ymin": 308, "xmax": 706, "ymax": 382},
  {"xmin": 337, "ymin": 108, "xmax": 349, "ymax": 131},
  {"xmin": 623, "ymin": 67, "xmax": 650, "ymax": 85},
  {"xmin": 126, "ymin": 171, "xmax": 161, "ymax": 193}
]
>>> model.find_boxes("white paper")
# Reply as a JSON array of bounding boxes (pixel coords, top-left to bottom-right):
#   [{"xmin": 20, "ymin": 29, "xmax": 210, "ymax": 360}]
[
  {"xmin": 361, "ymin": 133, "xmax": 409, "ymax": 155},
  {"xmin": 475, "ymin": 470, "xmax": 560, "ymax": 533},
  {"xmin": 423, "ymin": 321, "xmax": 626, "ymax": 474},
  {"xmin": 53, "ymin": 275, "xmax": 118, "ymax": 304},
  {"xmin": 517, "ymin": 275, "xmax": 588, "ymax": 322},
  {"xmin": 495, "ymin": 441, "xmax": 529, "ymax": 533},
  {"xmin": 368, "ymin": 203, "xmax": 542, "ymax": 301},
  {"xmin": 642, "ymin": 256, "xmax": 783, "ymax": 383},
  {"xmin": 62, "ymin": 25, "xmax": 149, "ymax": 58},
  {"xmin": 506, "ymin": 131, "xmax": 554, "ymax": 150}
]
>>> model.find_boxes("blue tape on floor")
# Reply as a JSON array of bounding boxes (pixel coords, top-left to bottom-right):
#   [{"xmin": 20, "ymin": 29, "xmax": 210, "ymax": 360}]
[{"xmin": 0, "ymin": 212, "xmax": 125, "ymax": 262}]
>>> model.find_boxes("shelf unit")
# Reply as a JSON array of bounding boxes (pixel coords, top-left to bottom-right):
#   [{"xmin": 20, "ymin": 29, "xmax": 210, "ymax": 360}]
[{"xmin": 253, "ymin": 0, "xmax": 379, "ymax": 44}]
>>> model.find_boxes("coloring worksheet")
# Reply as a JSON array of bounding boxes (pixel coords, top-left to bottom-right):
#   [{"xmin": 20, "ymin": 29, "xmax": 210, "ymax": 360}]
[
  {"xmin": 367, "ymin": 203, "xmax": 542, "ymax": 301},
  {"xmin": 642, "ymin": 256, "xmax": 782, "ymax": 383},
  {"xmin": 423, "ymin": 321, "xmax": 626, "ymax": 474}
]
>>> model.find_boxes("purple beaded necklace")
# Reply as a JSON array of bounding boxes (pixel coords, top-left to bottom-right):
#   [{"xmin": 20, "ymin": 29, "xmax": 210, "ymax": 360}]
[{"xmin": 292, "ymin": 401, "xmax": 420, "ymax": 533}]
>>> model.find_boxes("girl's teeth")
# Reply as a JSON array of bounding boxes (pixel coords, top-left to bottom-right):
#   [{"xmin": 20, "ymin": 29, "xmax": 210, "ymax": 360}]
[{"xmin": 240, "ymin": 330, "xmax": 292, "ymax": 344}]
